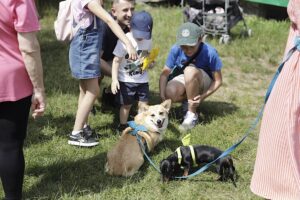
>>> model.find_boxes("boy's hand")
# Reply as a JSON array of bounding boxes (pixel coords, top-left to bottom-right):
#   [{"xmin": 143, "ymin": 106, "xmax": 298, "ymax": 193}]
[
  {"xmin": 148, "ymin": 61, "xmax": 155, "ymax": 69},
  {"xmin": 188, "ymin": 95, "xmax": 203, "ymax": 108},
  {"xmin": 111, "ymin": 79, "xmax": 120, "ymax": 95}
]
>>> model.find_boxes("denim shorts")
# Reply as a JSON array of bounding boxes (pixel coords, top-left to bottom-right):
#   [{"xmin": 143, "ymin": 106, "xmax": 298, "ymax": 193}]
[
  {"xmin": 117, "ymin": 82, "xmax": 149, "ymax": 105},
  {"xmin": 69, "ymin": 17, "xmax": 103, "ymax": 79}
]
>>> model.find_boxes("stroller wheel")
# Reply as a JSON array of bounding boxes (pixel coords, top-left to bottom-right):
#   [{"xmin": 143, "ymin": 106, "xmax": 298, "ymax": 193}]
[
  {"xmin": 247, "ymin": 29, "xmax": 252, "ymax": 37},
  {"xmin": 241, "ymin": 28, "xmax": 252, "ymax": 37},
  {"xmin": 202, "ymin": 34, "xmax": 208, "ymax": 42},
  {"xmin": 219, "ymin": 35, "xmax": 230, "ymax": 44}
]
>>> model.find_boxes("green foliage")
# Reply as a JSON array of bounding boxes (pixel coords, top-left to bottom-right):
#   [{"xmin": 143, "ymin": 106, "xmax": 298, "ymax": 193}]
[{"xmin": 0, "ymin": 4, "xmax": 290, "ymax": 200}]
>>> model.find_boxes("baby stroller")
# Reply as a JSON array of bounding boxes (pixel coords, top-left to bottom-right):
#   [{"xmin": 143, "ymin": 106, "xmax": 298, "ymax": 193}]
[{"xmin": 183, "ymin": 0, "xmax": 251, "ymax": 44}]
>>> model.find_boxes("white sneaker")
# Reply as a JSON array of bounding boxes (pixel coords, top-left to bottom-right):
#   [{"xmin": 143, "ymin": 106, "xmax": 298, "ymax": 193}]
[{"xmin": 179, "ymin": 111, "xmax": 198, "ymax": 132}]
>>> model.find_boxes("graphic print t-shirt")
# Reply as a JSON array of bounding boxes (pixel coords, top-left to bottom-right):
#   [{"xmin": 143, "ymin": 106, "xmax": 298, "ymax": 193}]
[{"xmin": 113, "ymin": 32, "xmax": 152, "ymax": 83}]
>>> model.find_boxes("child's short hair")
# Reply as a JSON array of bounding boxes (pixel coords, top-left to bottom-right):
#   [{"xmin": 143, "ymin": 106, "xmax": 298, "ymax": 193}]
[{"xmin": 130, "ymin": 11, "xmax": 153, "ymax": 40}]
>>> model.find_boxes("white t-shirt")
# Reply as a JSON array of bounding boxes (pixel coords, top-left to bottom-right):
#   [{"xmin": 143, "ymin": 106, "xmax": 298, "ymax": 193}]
[{"xmin": 113, "ymin": 32, "xmax": 152, "ymax": 83}]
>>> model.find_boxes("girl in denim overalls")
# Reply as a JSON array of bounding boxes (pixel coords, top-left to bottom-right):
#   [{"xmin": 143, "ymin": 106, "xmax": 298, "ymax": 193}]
[{"xmin": 68, "ymin": 0, "xmax": 137, "ymax": 147}]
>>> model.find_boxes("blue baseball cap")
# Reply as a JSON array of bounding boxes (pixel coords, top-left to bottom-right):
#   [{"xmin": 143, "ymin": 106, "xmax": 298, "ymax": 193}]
[{"xmin": 130, "ymin": 11, "xmax": 153, "ymax": 40}]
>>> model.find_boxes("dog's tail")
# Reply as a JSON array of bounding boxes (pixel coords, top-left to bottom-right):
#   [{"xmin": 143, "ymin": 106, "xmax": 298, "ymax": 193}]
[{"xmin": 137, "ymin": 131, "xmax": 154, "ymax": 151}]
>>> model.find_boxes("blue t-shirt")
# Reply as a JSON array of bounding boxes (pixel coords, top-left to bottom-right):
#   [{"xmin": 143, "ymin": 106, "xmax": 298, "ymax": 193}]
[{"xmin": 165, "ymin": 43, "xmax": 222, "ymax": 79}]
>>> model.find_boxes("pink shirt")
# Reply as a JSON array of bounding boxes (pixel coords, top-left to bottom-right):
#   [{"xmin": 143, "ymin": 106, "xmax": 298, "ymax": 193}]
[{"xmin": 0, "ymin": 0, "xmax": 40, "ymax": 102}]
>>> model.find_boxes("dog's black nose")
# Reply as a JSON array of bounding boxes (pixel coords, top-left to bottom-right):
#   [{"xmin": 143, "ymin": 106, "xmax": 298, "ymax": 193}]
[{"xmin": 157, "ymin": 119, "xmax": 162, "ymax": 125}]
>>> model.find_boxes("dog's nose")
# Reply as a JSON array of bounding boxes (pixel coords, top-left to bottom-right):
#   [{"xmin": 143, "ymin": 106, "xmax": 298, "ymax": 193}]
[{"xmin": 157, "ymin": 119, "xmax": 162, "ymax": 125}]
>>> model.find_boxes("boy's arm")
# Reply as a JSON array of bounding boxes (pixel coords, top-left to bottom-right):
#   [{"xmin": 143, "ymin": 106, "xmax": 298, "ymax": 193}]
[
  {"xmin": 111, "ymin": 56, "xmax": 122, "ymax": 94},
  {"xmin": 159, "ymin": 66, "xmax": 172, "ymax": 101},
  {"xmin": 189, "ymin": 70, "xmax": 222, "ymax": 106}
]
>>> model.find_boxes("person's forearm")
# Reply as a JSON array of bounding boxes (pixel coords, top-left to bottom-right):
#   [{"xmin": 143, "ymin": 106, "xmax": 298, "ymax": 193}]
[
  {"xmin": 201, "ymin": 80, "xmax": 222, "ymax": 100},
  {"xmin": 159, "ymin": 74, "xmax": 168, "ymax": 100},
  {"xmin": 18, "ymin": 33, "xmax": 44, "ymax": 93},
  {"xmin": 111, "ymin": 58, "xmax": 121, "ymax": 81}
]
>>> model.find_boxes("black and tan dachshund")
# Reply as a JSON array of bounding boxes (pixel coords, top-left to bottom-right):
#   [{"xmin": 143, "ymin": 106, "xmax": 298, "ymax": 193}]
[{"xmin": 160, "ymin": 145, "xmax": 236, "ymax": 186}]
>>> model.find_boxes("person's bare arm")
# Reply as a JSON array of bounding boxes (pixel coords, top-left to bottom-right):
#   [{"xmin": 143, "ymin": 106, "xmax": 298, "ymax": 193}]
[
  {"xmin": 18, "ymin": 31, "xmax": 46, "ymax": 118},
  {"xmin": 189, "ymin": 70, "xmax": 222, "ymax": 106},
  {"xmin": 87, "ymin": 0, "xmax": 137, "ymax": 60},
  {"xmin": 111, "ymin": 56, "xmax": 122, "ymax": 94}
]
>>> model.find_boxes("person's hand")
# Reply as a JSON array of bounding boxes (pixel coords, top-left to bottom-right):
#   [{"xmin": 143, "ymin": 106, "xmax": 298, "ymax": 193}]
[
  {"xmin": 188, "ymin": 95, "xmax": 203, "ymax": 108},
  {"xmin": 148, "ymin": 61, "xmax": 156, "ymax": 69},
  {"xmin": 125, "ymin": 44, "xmax": 137, "ymax": 60},
  {"xmin": 160, "ymin": 93, "xmax": 166, "ymax": 101},
  {"xmin": 31, "ymin": 90, "xmax": 46, "ymax": 119},
  {"xmin": 111, "ymin": 79, "xmax": 120, "ymax": 95}
]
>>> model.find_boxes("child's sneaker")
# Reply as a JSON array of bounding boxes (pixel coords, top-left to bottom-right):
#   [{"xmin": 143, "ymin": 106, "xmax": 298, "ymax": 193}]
[
  {"xmin": 83, "ymin": 125, "xmax": 99, "ymax": 141},
  {"xmin": 68, "ymin": 127, "xmax": 99, "ymax": 147},
  {"xmin": 179, "ymin": 111, "xmax": 198, "ymax": 132}
]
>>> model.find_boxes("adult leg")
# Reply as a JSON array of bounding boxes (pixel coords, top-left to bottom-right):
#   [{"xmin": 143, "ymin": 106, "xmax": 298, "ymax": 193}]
[
  {"xmin": 0, "ymin": 96, "xmax": 31, "ymax": 200},
  {"xmin": 73, "ymin": 78, "xmax": 100, "ymax": 131}
]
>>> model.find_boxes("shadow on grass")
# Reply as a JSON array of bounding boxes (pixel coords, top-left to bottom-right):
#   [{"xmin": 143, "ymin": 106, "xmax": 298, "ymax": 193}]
[
  {"xmin": 23, "ymin": 139, "xmax": 173, "ymax": 199},
  {"xmin": 199, "ymin": 101, "xmax": 238, "ymax": 124},
  {"xmin": 171, "ymin": 100, "xmax": 238, "ymax": 125},
  {"xmin": 24, "ymin": 152, "xmax": 149, "ymax": 199}
]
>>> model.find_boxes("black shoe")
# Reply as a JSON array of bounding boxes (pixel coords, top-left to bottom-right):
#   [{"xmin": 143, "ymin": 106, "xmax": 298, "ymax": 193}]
[
  {"xmin": 83, "ymin": 125, "xmax": 99, "ymax": 141},
  {"xmin": 68, "ymin": 131, "xmax": 99, "ymax": 147}
]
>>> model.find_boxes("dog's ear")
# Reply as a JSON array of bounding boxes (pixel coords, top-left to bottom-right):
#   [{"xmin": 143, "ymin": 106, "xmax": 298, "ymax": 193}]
[
  {"xmin": 138, "ymin": 104, "xmax": 149, "ymax": 113},
  {"xmin": 161, "ymin": 99, "xmax": 172, "ymax": 111}
]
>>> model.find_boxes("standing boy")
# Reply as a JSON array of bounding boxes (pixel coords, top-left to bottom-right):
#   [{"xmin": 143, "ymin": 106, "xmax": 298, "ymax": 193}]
[{"xmin": 111, "ymin": 11, "xmax": 154, "ymax": 133}]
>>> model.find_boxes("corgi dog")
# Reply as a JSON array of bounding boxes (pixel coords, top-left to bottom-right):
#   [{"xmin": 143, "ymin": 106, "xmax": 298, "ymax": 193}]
[{"xmin": 105, "ymin": 99, "xmax": 172, "ymax": 177}]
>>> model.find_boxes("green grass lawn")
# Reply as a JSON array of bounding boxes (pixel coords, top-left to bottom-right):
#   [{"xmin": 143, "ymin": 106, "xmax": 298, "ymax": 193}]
[{"xmin": 0, "ymin": 3, "xmax": 290, "ymax": 200}]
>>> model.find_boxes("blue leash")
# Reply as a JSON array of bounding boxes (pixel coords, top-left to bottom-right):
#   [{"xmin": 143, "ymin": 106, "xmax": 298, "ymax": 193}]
[{"xmin": 127, "ymin": 36, "xmax": 300, "ymax": 179}]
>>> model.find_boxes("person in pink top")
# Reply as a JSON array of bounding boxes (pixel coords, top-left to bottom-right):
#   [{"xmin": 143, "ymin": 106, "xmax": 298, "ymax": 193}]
[
  {"xmin": 251, "ymin": 0, "xmax": 300, "ymax": 199},
  {"xmin": 0, "ymin": 0, "xmax": 46, "ymax": 199}
]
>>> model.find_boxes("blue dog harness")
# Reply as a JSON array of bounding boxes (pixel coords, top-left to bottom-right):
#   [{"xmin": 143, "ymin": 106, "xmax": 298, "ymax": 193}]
[{"xmin": 127, "ymin": 121, "xmax": 161, "ymax": 172}]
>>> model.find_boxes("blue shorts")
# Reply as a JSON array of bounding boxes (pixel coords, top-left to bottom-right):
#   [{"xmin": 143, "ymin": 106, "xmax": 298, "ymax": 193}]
[
  {"xmin": 69, "ymin": 17, "xmax": 103, "ymax": 79},
  {"xmin": 117, "ymin": 82, "xmax": 149, "ymax": 105}
]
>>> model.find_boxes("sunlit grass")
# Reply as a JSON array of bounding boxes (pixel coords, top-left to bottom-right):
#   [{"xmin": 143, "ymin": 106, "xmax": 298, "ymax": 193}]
[{"xmin": 0, "ymin": 3, "xmax": 290, "ymax": 200}]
